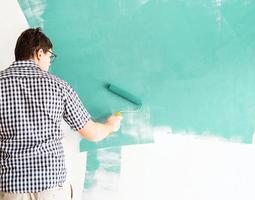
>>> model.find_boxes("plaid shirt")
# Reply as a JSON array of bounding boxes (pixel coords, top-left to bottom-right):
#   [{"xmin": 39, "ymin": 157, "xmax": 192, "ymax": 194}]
[{"xmin": 0, "ymin": 60, "xmax": 91, "ymax": 193}]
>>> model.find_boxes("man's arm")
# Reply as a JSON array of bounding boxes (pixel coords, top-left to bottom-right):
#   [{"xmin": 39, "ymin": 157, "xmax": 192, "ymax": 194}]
[
  {"xmin": 62, "ymin": 81, "xmax": 123, "ymax": 141},
  {"xmin": 78, "ymin": 115, "xmax": 123, "ymax": 142}
]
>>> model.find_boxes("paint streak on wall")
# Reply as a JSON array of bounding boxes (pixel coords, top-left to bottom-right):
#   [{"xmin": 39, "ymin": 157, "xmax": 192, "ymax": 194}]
[
  {"xmin": 80, "ymin": 107, "xmax": 153, "ymax": 151},
  {"xmin": 83, "ymin": 148, "xmax": 121, "ymax": 200},
  {"xmin": 18, "ymin": 0, "xmax": 46, "ymax": 27}
]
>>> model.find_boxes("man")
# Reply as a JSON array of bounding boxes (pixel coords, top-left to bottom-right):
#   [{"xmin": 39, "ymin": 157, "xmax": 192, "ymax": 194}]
[{"xmin": 0, "ymin": 27, "xmax": 123, "ymax": 200}]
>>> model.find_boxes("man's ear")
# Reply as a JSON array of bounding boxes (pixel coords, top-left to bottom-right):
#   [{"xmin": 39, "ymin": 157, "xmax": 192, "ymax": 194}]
[{"xmin": 36, "ymin": 49, "xmax": 44, "ymax": 60}]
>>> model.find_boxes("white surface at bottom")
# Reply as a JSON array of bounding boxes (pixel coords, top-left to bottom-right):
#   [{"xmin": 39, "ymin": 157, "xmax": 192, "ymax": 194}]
[{"xmin": 120, "ymin": 133, "xmax": 255, "ymax": 200}]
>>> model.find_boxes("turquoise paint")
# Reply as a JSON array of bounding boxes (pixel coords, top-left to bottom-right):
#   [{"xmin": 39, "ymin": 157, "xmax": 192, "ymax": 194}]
[
  {"xmin": 18, "ymin": 0, "xmax": 255, "ymax": 145},
  {"xmin": 17, "ymin": 0, "xmax": 255, "ymax": 196}
]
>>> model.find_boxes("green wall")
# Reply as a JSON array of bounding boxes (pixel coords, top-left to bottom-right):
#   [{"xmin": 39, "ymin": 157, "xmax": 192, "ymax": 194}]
[{"xmin": 19, "ymin": 0, "xmax": 255, "ymax": 145}]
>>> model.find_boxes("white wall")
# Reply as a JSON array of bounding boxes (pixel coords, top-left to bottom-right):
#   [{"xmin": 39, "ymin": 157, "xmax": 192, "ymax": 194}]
[
  {"xmin": 0, "ymin": 0, "xmax": 28, "ymax": 69},
  {"xmin": 120, "ymin": 131, "xmax": 255, "ymax": 200}
]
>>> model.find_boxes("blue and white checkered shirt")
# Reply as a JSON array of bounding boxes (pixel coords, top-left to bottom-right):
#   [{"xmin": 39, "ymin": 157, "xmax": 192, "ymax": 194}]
[{"xmin": 0, "ymin": 60, "xmax": 91, "ymax": 193}]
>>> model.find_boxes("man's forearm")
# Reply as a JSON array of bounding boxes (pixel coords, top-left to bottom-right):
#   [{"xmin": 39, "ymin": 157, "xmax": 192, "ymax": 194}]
[
  {"xmin": 89, "ymin": 121, "xmax": 114, "ymax": 142},
  {"xmin": 78, "ymin": 120, "xmax": 114, "ymax": 142}
]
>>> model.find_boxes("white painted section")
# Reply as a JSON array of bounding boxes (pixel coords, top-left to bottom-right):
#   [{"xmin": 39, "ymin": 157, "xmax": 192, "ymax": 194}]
[
  {"xmin": 120, "ymin": 131, "xmax": 255, "ymax": 200},
  {"xmin": 0, "ymin": 2, "xmax": 87, "ymax": 199}
]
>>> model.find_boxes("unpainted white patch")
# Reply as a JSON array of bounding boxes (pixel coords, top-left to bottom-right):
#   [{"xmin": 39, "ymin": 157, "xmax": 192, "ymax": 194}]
[
  {"xmin": 215, "ymin": 0, "xmax": 222, "ymax": 7},
  {"xmin": 214, "ymin": 0, "xmax": 223, "ymax": 27},
  {"xmin": 97, "ymin": 150, "xmax": 121, "ymax": 169},
  {"xmin": 120, "ymin": 129, "xmax": 255, "ymax": 200},
  {"xmin": 120, "ymin": 107, "xmax": 153, "ymax": 143},
  {"xmin": 83, "ymin": 168, "xmax": 121, "ymax": 200},
  {"xmin": 83, "ymin": 148, "xmax": 122, "ymax": 200}
]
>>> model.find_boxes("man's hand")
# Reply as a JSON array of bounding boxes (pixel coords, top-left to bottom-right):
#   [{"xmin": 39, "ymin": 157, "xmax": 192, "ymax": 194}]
[
  {"xmin": 105, "ymin": 114, "xmax": 123, "ymax": 133},
  {"xmin": 78, "ymin": 113, "xmax": 123, "ymax": 142}
]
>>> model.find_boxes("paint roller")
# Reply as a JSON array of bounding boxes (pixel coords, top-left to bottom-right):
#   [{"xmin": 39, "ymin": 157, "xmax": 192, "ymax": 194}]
[{"xmin": 106, "ymin": 83, "xmax": 142, "ymax": 116}]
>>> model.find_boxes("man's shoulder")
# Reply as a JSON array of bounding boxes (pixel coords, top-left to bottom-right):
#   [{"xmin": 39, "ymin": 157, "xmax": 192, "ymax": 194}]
[
  {"xmin": 0, "ymin": 67, "xmax": 17, "ymax": 79},
  {"xmin": 46, "ymin": 73, "xmax": 72, "ymax": 90},
  {"xmin": 0, "ymin": 65, "xmax": 68, "ymax": 88}
]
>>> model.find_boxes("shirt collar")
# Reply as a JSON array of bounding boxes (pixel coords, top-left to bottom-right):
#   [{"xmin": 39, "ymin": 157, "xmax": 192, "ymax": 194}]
[{"xmin": 10, "ymin": 60, "xmax": 41, "ymax": 70}]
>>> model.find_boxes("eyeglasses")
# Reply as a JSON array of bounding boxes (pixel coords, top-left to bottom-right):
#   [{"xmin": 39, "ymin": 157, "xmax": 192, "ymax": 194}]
[{"xmin": 48, "ymin": 50, "xmax": 57, "ymax": 63}]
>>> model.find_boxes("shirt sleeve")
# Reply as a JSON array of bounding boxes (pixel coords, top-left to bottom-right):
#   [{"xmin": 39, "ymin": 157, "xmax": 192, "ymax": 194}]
[{"xmin": 62, "ymin": 82, "xmax": 91, "ymax": 131}]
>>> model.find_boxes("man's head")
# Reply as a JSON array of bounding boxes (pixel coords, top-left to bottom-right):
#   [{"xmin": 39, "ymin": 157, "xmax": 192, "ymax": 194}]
[{"xmin": 15, "ymin": 27, "xmax": 56, "ymax": 71}]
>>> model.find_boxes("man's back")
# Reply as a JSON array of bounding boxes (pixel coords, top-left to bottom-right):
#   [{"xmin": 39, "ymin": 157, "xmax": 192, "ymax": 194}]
[{"xmin": 0, "ymin": 60, "xmax": 91, "ymax": 193}]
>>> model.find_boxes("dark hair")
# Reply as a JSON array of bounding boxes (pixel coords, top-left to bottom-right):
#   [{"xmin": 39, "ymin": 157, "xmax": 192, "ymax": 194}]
[{"xmin": 15, "ymin": 27, "xmax": 53, "ymax": 61}]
